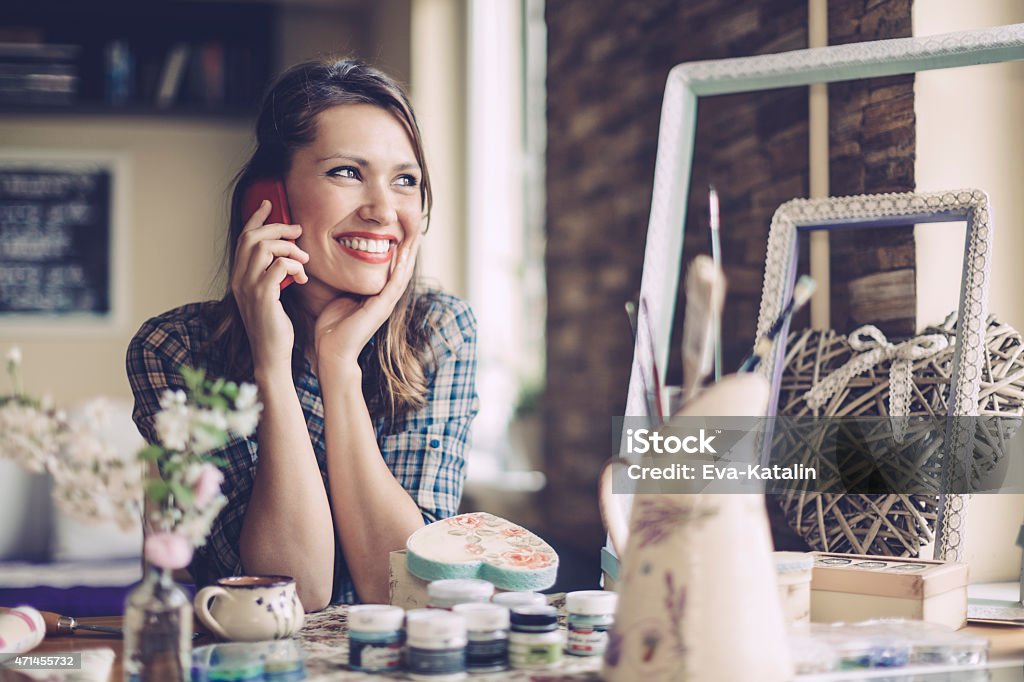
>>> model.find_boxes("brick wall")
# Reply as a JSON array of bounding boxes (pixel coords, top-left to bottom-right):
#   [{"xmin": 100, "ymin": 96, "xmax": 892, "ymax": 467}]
[
  {"xmin": 829, "ymin": 0, "xmax": 916, "ymax": 337},
  {"xmin": 543, "ymin": 0, "xmax": 914, "ymax": 558}
]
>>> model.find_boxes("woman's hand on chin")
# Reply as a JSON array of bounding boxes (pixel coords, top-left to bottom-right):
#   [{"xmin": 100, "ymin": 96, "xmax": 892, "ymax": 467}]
[{"xmin": 314, "ymin": 230, "xmax": 422, "ymax": 370}]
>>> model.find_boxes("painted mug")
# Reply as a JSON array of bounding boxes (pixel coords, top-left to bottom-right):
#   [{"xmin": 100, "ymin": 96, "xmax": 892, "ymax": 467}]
[{"xmin": 195, "ymin": 575, "xmax": 305, "ymax": 641}]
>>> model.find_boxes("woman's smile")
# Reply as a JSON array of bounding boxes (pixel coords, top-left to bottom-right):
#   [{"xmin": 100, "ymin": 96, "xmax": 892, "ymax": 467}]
[{"xmin": 334, "ymin": 231, "xmax": 398, "ymax": 264}]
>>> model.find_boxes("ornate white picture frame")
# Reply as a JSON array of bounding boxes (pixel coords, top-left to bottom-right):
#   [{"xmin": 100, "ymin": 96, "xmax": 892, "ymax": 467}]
[
  {"xmin": 756, "ymin": 189, "xmax": 992, "ymax": 421},
  {"xmin": 755, "ymin": 189, "xmax": 993, "ymax": 561},
  {"xmin": 620, "ymin": 24, "xmax": 1024, "ymax": 564}
]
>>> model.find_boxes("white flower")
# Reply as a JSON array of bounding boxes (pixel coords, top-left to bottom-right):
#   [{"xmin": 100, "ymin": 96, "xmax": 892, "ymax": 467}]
[
  {"xmin": 190, "ymin": 408, "xmax": 228, "ymax": 454},
  {"xmin": 6, "ymin": 347, "xmax": 22, "ymax": 366},
  {"xmin": 155, "ymin": 395, "xmax": 190, "ymax": 451},
  {"xmin": 235, "ymin": 383, "xmax": 259, "ymax": 411},
  {"xmin": 0, "ymin": 401, "xmax": 61, "ymax": 473},
  {"xmin": 226, "ymin": 406, "xmax": 260, "ymax": 438}
]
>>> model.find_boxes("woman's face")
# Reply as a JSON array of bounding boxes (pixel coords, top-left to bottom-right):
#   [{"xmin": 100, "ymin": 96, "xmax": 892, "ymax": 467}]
[{"xmin": 285, "ymin": 103, "xmax": 422, "ymax": 302}]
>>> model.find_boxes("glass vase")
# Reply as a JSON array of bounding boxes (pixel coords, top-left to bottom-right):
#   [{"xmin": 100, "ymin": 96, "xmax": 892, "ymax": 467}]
[{"xmin": 123, "ymin": 565, "xmax": 193, "ymax": 682}]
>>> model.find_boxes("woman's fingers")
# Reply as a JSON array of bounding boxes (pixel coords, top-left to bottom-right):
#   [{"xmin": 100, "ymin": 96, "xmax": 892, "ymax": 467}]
[
  {"xmin": 245, "ymin": 239, "xmax": 309, "ymax": 277},
  {"xmin": 243, "ymin": 199, "xmax": 274, "ymax": 231},
  {"xmin": 384, "ymin": 230, "xmax": 421, "ymax": 295},
  {"xmin": 266, "ymin": 257, "xmax": 309, "ymax": 288}
]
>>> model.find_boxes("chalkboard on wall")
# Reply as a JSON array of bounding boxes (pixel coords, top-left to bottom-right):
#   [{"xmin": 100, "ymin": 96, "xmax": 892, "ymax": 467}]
[{"xmin": 0, "ymin": 152, "xmax": 127, "ymax": 333}]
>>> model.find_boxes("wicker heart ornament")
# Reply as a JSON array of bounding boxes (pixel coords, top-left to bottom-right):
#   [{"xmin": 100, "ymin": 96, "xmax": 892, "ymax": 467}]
[{"xmin": 773, "ymin": 314, "xmax": 1024, "ymax": 556}]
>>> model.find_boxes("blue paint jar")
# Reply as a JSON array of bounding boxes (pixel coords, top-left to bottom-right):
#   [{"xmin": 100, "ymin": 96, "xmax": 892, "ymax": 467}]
[
  {"xmin": 347, "ymin": 605, "xmax": 404, "ymax": 673},
  {"xmin": 453, "ymin": 602, "xmax": 510, "ymax": 672},
  {"xmin": 405, "ymin": 609, "xmax": 467, "ymax": 681}
]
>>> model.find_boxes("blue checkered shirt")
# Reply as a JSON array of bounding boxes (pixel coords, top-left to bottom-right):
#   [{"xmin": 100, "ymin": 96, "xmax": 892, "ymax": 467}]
[{"xmin": 126, "ymin": 290, "xmax": 479, "ymax": 604}]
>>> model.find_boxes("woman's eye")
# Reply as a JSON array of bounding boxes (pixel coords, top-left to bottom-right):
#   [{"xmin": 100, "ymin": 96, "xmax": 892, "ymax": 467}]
[
  {"xmin": 395, "ymin": 174, "xmax": 419, "ymax": 188},
  {"xmin": 327, "ymin": 166, "xmax": 359, "ymax": 179}
]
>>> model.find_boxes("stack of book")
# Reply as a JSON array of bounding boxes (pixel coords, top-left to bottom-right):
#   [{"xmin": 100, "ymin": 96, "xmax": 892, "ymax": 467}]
[{"xmin": 0, "ymin": 42, "xmax": 79, "ymax": 106}]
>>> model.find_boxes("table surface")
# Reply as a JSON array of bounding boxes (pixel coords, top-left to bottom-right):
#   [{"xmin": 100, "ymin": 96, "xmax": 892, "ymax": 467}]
[{"xmin": 10, "ymin": 612, "xmax": 1024, "ymax": 681}]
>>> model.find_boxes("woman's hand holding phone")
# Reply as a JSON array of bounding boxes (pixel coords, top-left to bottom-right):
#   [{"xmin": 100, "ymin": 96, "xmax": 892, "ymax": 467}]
[
  {"xmin": 314, "ymin": 227, "xmax": 422, "ymax": 370},
  {"xmin": 232, "ymin": 200, "xmax": 310, "ymax": 371}
]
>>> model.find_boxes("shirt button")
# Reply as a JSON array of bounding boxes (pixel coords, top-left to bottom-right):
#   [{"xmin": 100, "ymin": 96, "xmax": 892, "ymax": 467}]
[{"xmin": 429, "ymin": 438, "xmax": 441, "ymax": 449}]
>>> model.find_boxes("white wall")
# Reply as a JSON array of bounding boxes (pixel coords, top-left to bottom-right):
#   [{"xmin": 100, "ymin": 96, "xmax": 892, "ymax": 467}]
[
  {"xmin": 0, "ymin": 117, "xmax": 251, "ymax": 404},
  {"xmin": 914, "ymin": 1, "xmax": 1024, "ymax": 582}
]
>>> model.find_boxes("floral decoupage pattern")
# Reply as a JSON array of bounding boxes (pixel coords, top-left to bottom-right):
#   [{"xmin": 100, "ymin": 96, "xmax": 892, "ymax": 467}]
[{"xmin": 405, "ymin": 512, "xmax": 558, "ymax": 589}]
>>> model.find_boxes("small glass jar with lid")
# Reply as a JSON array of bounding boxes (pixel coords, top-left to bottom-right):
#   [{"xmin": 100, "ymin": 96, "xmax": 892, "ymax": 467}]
[
  {"xmin": 428, "ymin": 579, "xmax": 495, "ymax": 610},
  {"xmin": 453, "ymin": 602, "xmax": 510, "ymax": 672},
  {"xmin": 565, "ymin": 590, "xmax": 618, "ymax": 656},
  {"xmin": 491, "ymin": 591, "xmax": 547, "ymax": 610},
  {"xmin": 405, "ymin": 608, "xmax": 468, "ymax": 681},
  {"xmin": 347, "ymin": 604, "xmax": 404, "ymax": 672},
  {"xmin": 508, "ymin": 605, "xmax": 564, "ymax": 670}
]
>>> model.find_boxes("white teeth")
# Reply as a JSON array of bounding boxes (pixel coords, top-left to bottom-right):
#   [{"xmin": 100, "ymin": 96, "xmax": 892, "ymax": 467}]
[{"xmin": 339, "ymin": 237, "xmax": 391, "ymax": 253}]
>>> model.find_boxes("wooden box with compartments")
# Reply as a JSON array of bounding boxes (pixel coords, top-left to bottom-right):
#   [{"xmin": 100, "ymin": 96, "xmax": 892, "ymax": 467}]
[{"xmin": 811, "ymin": 552, "xmax": 969, "ymax": 629}]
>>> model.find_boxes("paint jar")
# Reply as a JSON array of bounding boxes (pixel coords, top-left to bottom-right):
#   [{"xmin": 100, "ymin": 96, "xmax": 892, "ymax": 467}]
[
  {"xmin": 405, "ymin": 608, "xmax": 467, "ymax": 681},
  {"xmin": 428, "ymin": 579, "xmax": 495, "ymax": 610},
  {"xmin": 452, "ymin": 602, "xmax": 510, "ymax": 672},
  {"xmin": 347, "ymin": 605, "xmax": 404, "ymax": 673},
  {"xmin": 565, "ymin": 590, "xmax": 618, "ymax": 656},
  {"xmin": 774, "ymin": 551, "xmax": 813, "ymax": 624},
  {"xmin": 508, "ymin": 605, "xmax": 563, "ymax": 670},
  {"xmin": 491, "ymin": 592, "xmax": 547, "ymax": 610},
  {"xmin": 0, "ymin": 606, "xmax": 45, "ymax": 664}
]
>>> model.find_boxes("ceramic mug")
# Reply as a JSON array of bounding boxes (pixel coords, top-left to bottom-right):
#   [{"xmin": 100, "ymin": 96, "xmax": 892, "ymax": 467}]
[{"xmin": 194, "ymin": 575, "xmax": 305, "ymax": 642}]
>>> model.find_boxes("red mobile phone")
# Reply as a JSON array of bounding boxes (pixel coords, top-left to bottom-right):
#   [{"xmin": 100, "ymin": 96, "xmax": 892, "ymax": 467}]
[{"xmin": 241, "ymin": 178, "xmax": 295, "ymax": 289}]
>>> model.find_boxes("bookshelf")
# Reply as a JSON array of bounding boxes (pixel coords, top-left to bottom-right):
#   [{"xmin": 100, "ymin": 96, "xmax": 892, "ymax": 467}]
[{"xmin": 0, "ymin": 0, "xmax": 278, "ymax": 118}]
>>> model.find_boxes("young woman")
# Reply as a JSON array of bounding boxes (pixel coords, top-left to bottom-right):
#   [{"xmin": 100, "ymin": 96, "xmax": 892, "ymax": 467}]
[{"xmin": 127, "ymin": 59, "xmax": 479, "ymax": 610}]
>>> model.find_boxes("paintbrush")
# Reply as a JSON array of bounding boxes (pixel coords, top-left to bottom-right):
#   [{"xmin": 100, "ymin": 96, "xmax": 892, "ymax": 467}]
[
  {"xmin": 708, "ymin": 185, "xmax": 723, "ymax": 382},
  {"xmin": 639, "ymin": 297, "xmax": 665, "ymax": 423},
  {"xmin": 626, "ymin": 300, "xmax": 661, "ymax": 423},
  {"xmin": 739, "ymin": 275, "xmax": 816, "ymax": 373},
  {"xmin": 624, "ymin": 301, "xmax": 638, "ymax": 341},
  {"xmin": 681, "ymin": 255, "xmax": 726, "ymax": 399}
]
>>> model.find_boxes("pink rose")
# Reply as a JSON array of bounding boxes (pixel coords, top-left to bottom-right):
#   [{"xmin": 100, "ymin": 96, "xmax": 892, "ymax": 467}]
[
  {"xmin": 501, "ymin": 548, "xmax": 554, "ymax": 569},
  {"xmin": 193, "ymin": 464, "xmax": 224, "ymax": 509},
  {"xmin": 144, "ymin": 532, "xmax": 194, "ymax": 570},
  {"xmin": 447, "ymin": 515, "xmax": 482, "ymax": 529}
]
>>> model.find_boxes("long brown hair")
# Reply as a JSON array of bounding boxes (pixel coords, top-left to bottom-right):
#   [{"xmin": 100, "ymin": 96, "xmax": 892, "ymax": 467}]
[{"xmin": 207, "ymin": 58, "xmax": 435, "ymax": 422}]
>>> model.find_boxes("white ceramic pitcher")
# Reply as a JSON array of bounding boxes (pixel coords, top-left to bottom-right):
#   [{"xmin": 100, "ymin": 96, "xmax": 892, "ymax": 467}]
[{"xmin": 602, "ymin": 374, "xmax": 793, "ymax": 682}]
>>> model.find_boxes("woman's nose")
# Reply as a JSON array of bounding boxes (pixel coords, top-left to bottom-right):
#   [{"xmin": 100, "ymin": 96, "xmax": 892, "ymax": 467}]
[{"xmin": 357, "ymin": 183, "xmax": 395, "ymax": 225}]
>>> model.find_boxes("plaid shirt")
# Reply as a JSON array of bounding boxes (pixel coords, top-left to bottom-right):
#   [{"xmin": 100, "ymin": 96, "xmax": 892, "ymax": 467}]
[{"xmin": 126, "ymin": 290, "xmax": 479, "ymax": 604}]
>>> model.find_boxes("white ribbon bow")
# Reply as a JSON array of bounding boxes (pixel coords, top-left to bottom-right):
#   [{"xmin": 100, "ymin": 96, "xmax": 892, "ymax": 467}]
[{"xmin": 804, "ymin": 325, "xmax": 949, "ymax": 442}]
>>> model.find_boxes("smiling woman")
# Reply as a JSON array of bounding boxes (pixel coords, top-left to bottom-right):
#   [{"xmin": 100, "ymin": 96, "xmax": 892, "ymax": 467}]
[{"xmin": 125, "ymin": 59, "xmax": 480, "ymax": 610}]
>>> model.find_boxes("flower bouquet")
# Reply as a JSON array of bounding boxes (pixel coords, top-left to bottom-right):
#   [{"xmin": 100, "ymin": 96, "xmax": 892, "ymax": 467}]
[{"xmin": 123, "ymin": 366, "xmax": 262, "ymax": 682}]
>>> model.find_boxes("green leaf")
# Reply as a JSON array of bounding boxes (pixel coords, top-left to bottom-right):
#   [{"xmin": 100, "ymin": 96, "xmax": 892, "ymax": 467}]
[
  {"xmin": 180, "ymin": 365, "xmax": 205, "ymax": 393},
  {"xmin": 146, "ymin": 479, "xmax": 171, "ymax": 502},
  {"xmin": 138, "ymin": 444, "xmax": 165, "ymax": 462},
  {"xmin": 222, "ymin": 383, "xmax": 239, "ymax": 401},
  {"xmin": 169, "ymin": 482, "xmax": 194, "ymax": 505}
]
